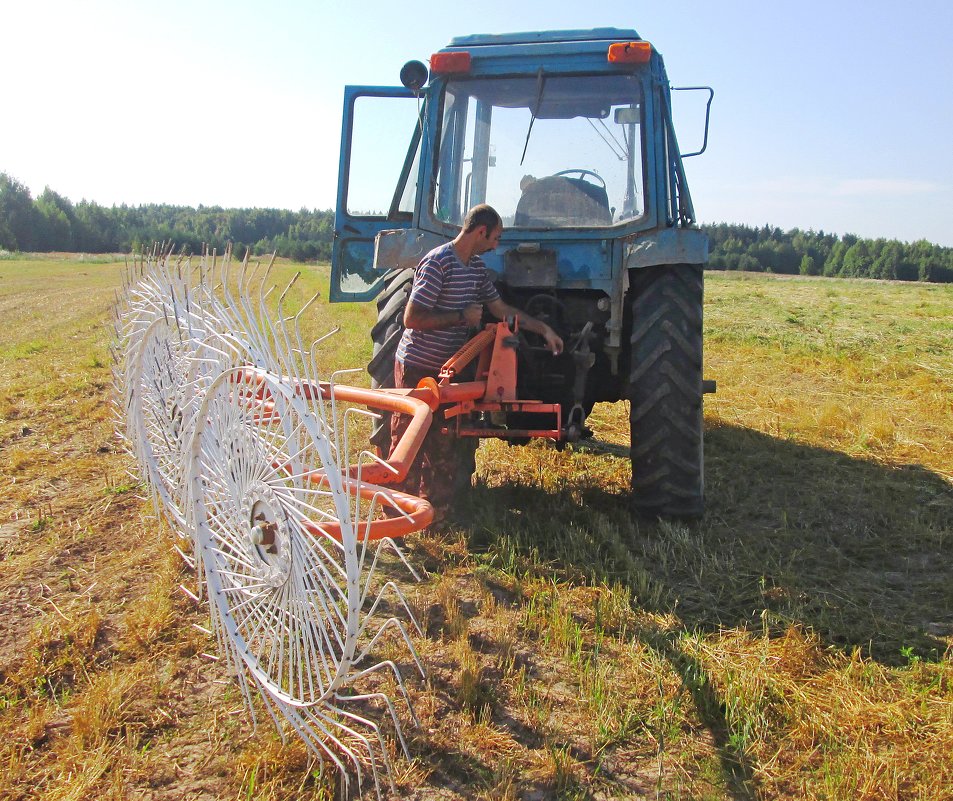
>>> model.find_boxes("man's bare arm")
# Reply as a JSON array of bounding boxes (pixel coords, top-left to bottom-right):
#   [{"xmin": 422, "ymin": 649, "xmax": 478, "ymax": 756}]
[
  {"xmin": 403, "ymin": 300, "xmax": 482, "ymax": 330},
  {"xmin": 485, "ymin": 298, "xmax": 563, "ymax": 355}
]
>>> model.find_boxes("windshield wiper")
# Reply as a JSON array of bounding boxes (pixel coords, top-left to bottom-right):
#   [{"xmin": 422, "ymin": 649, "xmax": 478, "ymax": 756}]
[{"xmin": 520, "ymin": 67, "xmax": 546, "ymax": 166}]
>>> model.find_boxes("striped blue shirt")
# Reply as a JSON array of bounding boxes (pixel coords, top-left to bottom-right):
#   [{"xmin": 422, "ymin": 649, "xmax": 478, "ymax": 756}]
[{"xmin": 396, "ymin": 242, "xmax": 500, "ymax": 371}]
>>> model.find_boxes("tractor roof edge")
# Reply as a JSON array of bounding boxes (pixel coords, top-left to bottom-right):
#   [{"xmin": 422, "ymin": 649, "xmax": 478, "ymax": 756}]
[{"xmin": 445, "ymin": 28, "xmax": 642, "ymax": 49}]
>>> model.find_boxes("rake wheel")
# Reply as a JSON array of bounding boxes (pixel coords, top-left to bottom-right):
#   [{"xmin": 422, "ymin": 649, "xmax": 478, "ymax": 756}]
[
  {"xmin": 117, "ymin": 249, "xmax": 424, "ymax": 796},
  {"xmin": 189, "ymin": 367, "xmax": 356, "ymax": 704},
  {"xmin": 130, "ymin": 313, "xmax": 198, "ymax": 531}
]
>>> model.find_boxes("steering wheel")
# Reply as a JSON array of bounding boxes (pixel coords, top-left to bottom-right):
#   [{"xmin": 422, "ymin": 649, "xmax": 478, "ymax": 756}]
[{"xmin": 553, "ymin": 169, "xmax": 606, "ymax": 189}]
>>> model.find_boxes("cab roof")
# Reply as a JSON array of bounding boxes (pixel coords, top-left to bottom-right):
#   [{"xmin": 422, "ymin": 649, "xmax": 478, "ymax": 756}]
[{"xmin": 445, "ymin": 28, "xmax": 641, "ymax": 49}]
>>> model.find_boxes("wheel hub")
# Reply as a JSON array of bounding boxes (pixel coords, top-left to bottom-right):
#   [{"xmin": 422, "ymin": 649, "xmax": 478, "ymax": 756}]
[{"xmin": 243, "ymin": 488, "xmax": 291, "ymax": 587}]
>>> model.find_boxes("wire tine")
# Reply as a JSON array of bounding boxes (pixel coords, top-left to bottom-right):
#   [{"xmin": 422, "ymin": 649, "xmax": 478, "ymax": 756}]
[
  {"xmin": 309, "ymin": 327, "xmax": 341, "ymax": 354},
  {"xmin": 278, "ymin": 271, "xmax": 301, "ymax": 310},
  {"xmin": 356, "ymin": 616, "xmax": 425, "ymax": 679},
  {"xmin": 295, "ymin": 291, "xmax": 322, "ymax": 325}
]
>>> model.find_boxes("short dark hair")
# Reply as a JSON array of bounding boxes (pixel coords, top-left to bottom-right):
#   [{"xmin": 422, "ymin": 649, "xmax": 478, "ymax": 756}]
[{"xmin": 462, "ymin": 204, "xmax": 502, "ymax": 234}]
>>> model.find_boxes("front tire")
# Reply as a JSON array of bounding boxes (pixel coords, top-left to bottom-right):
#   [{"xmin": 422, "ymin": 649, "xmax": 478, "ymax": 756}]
[
  {"xmin": 627, "ymin": 264, "xmax": 705, "ymax": 518},
  {"xmin": 367, "ymin": 269, "xmax": 413, "ymax": 451}
]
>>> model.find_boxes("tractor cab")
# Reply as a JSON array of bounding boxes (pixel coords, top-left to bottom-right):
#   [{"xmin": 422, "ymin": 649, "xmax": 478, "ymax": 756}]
[{"xmin": 331, "ymin": 28, "xmax": 708, "ymax": 302}]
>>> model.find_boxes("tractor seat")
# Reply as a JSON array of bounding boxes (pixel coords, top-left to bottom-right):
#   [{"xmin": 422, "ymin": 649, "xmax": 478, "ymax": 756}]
[{"xmin": 514, "ymin": 175, "xmax": 612, "ymax": 227}]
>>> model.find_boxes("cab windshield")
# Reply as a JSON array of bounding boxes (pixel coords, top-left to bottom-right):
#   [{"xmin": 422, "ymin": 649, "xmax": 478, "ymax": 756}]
[{"xmin": 433, "ymin": 73, "xmax": 645, "ymax": 229}]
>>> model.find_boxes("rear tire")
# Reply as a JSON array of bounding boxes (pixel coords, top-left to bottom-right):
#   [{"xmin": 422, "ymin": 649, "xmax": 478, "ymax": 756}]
[
  {"xmin": 367, "ymin": 269, "xmax": 413, "ymax": 451},
  {"xmin": 627, "ymin": 264, "xmax": 705, "ymax": 518}
]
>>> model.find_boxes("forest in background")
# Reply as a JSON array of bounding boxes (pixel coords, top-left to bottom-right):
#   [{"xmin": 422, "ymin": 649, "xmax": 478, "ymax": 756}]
[
  {"xmin": 2, "ymin": 172, "xmax": 952, "ymax": 282},
  {"xmin": 0, "ymin": 174, "xmax": 333, "ymax": 262}
]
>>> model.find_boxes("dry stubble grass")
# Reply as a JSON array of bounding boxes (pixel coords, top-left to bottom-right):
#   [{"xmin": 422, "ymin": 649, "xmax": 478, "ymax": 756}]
[
  {"xmin": 0, "ymin": 258, "xmax": 950, "ymax": 800},
  {"xmin": 0, "ymin": 256, "xmax": 340, "ymax": 801}
]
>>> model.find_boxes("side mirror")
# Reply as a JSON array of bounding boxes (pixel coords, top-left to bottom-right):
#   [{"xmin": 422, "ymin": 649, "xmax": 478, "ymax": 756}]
[
  {"xmin": 399, "ymin": 60, "xmax": 428, "ymax": 93},
  {"xmin": 613, "ymin": 105, "xmax": 641, "ymax": 125}
]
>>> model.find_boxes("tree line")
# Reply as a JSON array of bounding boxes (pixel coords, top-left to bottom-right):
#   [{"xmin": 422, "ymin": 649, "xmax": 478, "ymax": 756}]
[
  {"xmin": 706, "ymin": 222, "xmax": 953, "ymax": 283},
  {"xmin": 2, "ymin": 172, "xmax": 952, "ymax": 282},
  {"xmin": 0, "ymin": 173, "xmax": 333, "ymax": 261}
]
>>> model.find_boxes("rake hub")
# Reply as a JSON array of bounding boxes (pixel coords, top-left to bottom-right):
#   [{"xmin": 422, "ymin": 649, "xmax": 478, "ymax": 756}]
[{"xmin": 245, "ymin": 495, "xmax": 290, "ymax": 587}]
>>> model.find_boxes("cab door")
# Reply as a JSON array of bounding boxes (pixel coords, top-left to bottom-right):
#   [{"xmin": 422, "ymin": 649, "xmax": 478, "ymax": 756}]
[{"xmin": 331, "ymin": 86, "xmax": 425, "ymax": 302}]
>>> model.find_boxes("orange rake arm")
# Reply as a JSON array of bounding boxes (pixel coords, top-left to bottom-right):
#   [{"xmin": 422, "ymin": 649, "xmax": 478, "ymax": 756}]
[
  {"xmin": 230, "ymin": 320, "xmax": 544, "ymax": 540},
  {"xmin": 233, "ymin": 370, "xmax": 440, "ymax": 540},
  {"xmin": 300, "ymin": 479, "xmax": 435, "ymax": 542}
]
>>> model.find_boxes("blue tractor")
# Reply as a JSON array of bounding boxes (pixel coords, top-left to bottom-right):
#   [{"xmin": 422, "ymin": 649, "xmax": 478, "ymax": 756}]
[{"xmin": 330, "ymin": 28, "xmax": 714, "ymax": 517}]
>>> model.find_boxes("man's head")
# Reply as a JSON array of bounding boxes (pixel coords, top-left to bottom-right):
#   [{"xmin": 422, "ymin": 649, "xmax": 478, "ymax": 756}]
[
  {"xmin": 462, "ymin": 204, "xmax": 503, "ymax": 254},
  {"xmin": 462, "ymin": 204, "xmax": 502, "ymax": 234}
]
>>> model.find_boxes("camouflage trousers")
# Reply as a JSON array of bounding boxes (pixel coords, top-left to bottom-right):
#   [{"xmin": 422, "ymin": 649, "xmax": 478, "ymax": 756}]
[{"xmin": 390, "ymin": 360, "xmax": 477, "ymax": 514}]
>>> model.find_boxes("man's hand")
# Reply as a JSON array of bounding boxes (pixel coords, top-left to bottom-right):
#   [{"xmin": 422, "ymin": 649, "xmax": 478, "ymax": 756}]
[
  {"xmin": 542, "ymin": 326, "xmax": 563, "ymax": 356},
  {"xmin": 461, "ymin": 303, "xmax": 483, "ymax": 328},
  {"xmin": 485, "ymin": 297, "xmax": 563, "ymax": 355}
]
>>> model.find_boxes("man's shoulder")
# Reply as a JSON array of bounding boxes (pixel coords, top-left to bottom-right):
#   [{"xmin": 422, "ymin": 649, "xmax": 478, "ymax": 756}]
[{"xmin": 419, "ymin": 241, "xmax": 455, "ymax": 267}]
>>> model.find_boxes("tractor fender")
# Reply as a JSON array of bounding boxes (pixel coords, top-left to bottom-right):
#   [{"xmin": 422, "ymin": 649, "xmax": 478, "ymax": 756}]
[
  {"xmin": 604, "ymin": 228, "xmax": 708, "ymax": 377},
  {"xmin": 623, "ymin": 228, "xmax": 708, "ymax": 271}
]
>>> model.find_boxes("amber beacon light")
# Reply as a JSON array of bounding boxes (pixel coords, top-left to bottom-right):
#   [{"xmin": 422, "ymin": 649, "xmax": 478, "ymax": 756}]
[
  {"xmin": 430, "ymin": 51, "xmax": 472, "ymax": 74},
  {"xmin": 608, "ymin": 41, "xmax": 652, "ymax": 64}
]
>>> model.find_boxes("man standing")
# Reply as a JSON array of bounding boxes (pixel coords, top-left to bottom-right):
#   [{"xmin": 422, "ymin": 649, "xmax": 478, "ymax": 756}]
[{"xmin": 391, "ymin": 203, "xmax": 563, "ymax": 519}]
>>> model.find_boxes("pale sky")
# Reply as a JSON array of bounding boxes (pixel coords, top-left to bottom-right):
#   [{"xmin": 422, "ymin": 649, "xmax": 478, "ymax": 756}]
[{"xmin": 3, "ymin": 0, "xmax": 952, "ymax": 246}]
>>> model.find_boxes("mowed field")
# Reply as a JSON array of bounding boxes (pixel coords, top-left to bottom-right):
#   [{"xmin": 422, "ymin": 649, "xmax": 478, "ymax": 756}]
[{"xmin": 0, "ymin": 255, "xmax": 950, "ymax": 801}]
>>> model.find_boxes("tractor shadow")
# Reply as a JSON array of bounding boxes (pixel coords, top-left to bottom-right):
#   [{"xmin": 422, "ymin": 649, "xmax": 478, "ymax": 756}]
[
  {"xmin": 695, "ymin": 421, "xmax": 952, "ymax": 664},
  {"xmin": 466, "ymin": 420, "xmax": 953, "ymax": 664},
  {"xmin": 453, "ymin": 420, "xmax": 952, "ymax": 798}
]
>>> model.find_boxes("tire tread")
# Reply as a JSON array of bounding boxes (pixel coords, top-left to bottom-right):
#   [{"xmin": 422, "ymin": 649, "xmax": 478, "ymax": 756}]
[{"xmin": 627, "ymin": 264, "xmax": 705, "ymax": 517}]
